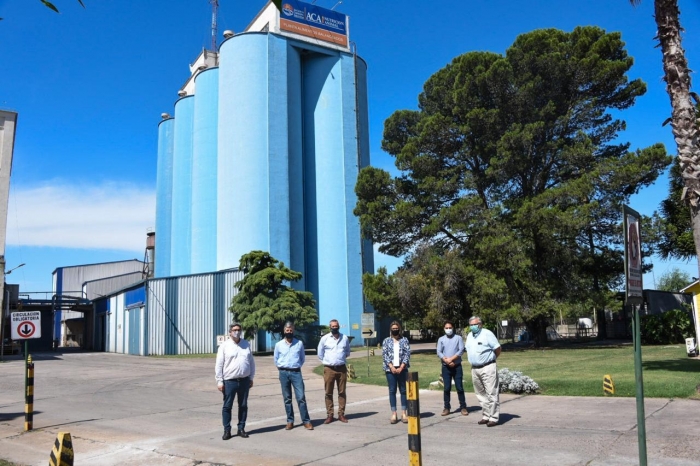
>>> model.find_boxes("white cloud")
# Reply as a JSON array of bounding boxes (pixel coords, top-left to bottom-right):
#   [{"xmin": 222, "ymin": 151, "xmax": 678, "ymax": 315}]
[{"xmin": 7, "ymin": 182, "xmax": 155, "ymax": 251}]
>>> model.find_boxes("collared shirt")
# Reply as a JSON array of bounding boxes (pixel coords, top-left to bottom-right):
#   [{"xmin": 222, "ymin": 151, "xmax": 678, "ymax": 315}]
[
  {"xmin": 437, "ymin": 333, "xmax": 465, "ymax": 365},
  {"xmin": 215, "ymin": 338, "xmax": 256, "ymax": 386},
  {"xmin": 274, "ymin": 337, "xmax": 306, "ymax": 369},
  {"xmin": 465, "ymin": 328, "xmax": 500, "ymax": 367},
  {"xmin": 317, "ymin": 332, "xmax": 351, "ymax": 366},
  {"xmin": 382, "ymin": 336, "xmax": 410, "ymax": 372}
]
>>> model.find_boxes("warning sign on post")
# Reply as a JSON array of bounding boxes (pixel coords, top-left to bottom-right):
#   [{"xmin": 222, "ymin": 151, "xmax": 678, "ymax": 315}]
[{"xmin": 11, "ymin": 312, "xmax": 41, "ymax": 340}]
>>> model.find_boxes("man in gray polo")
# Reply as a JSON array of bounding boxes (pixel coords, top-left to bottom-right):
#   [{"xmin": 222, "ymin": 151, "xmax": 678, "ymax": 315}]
[{"xmin": 465, "ymin": 316, "xmax": 501, "ymax": 427}]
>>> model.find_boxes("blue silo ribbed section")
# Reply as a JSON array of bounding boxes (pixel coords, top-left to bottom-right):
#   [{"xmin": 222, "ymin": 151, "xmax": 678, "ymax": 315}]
[
  {"xmin": 171, "ymin": 96, "xmax": 195, "ymax": 276},
  {"xmin": 155, "ymin": 118, "xmax": 174, "ymax": 278},
  {"xmin": 303, "ymin": 54, "xmax": 349, "ymax": 327},
  {"xmin": 191, "ymin": 68, "xmax": 219, "ymax": 274},
  {"xmin": 217, "ymin": 34, "xmax": 293, "ymax": 272}
]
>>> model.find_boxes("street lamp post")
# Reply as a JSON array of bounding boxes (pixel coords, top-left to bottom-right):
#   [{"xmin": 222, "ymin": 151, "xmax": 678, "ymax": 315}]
[{"xmin": 1, "ymin": 263, "xmax": 25, "ymax": 361}]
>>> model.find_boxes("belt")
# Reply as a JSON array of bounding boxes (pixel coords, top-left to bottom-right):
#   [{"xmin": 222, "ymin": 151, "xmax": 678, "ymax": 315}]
[
  {"xmin": 224, "ymin": 375, "xmax": 250, "ymax": 381},
  {"xmin": 471, "ymin": 360, "xmax": 495, "ymax": 369},
  {"xmin": 278, "ymin": 367, "xmax": 301, "ymax": 372},
  {"xmin": 324, "ymin": 364, "xmax": 346, "ymax": 370}
]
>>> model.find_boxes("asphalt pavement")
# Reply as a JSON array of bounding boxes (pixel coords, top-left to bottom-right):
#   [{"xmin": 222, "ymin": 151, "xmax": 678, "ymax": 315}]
[{"xmin": 0, "ymin": 349, "xmax": 698, "ymax": 465}]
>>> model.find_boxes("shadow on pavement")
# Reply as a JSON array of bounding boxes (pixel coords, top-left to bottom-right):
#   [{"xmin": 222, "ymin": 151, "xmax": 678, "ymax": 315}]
[
  {"xmin": 420, "ymin": 412, "xmax": 435, "ymax": 419},
  {"xmin": 345, "ymin": 411, "xmax": 377, "ymax": 420},
  {"xmin": 0, "ymin": 411, "xmax": 43, "ymax": 421},
  {"xmin": 498, "ymin": 413, "xmax": 521, "ymax": 424},
  {"xmin": 247, "ymin": 424, "xmax": 287, "ymax": 435}
]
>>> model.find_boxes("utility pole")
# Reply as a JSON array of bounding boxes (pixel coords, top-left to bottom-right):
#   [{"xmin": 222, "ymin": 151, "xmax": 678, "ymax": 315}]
[{"xmin": 210, "ymin": 0, "xmax": 219, "ymax": 51}]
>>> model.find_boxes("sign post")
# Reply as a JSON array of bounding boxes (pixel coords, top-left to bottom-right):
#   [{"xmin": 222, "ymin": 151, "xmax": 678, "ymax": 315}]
[
  {"xmin": 623, "ymin": 205, "xmax": 647, "ymax": 466},
  {"xmin": 11, "ymin": 311, "xmax": 41, "ymax": 432},
  {"xmin": 361, "ymin": 313, "xmax": 375, "ymax": 377}
]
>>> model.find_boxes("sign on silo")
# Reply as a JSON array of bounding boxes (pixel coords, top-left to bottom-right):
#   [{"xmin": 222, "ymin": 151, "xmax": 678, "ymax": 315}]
[{"xmin": 623, "ymin": 205, "xmax": 643, "ymax": 306}]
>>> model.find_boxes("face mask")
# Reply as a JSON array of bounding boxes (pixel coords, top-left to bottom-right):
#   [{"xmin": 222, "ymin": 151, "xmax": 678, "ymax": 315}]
[
  {"xmin": 284, "ymin": 332, "xmax": 294, "ymax": 340},
  {"xmin": 231, "ymin": 330, "xmax": 241, "ymax": 339},
  {"xmin": 470, "ymin": 325, "xmax": 481, "ymax": 335},
  {"xmin": 391, "ymin": 329, "xmax": 400, "ymax": 336},
  {"xmin": 330, "ymin": 327, "xmax": 340, "ymax": 335},
  {"xmin": 444, "ymin": 328, "xmax": 453, "ymax": 336}
]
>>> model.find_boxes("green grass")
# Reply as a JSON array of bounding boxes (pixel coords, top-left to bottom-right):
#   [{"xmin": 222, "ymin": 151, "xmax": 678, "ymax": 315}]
[
  {"xmin": 0, "ymin": 459, "xmax": 20, "ymax": 466},
  {"xmin": 317, "ymin": 345, "xmax": 700, "ymax": 398}
]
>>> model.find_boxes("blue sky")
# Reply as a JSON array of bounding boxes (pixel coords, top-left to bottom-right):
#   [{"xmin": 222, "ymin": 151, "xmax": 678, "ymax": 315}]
[{"xmin": 1, "ymin": 0, "xmax": 699, "ymax": 292}]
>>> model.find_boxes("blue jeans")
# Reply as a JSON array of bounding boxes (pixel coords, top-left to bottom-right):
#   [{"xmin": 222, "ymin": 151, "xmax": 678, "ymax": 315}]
[
  {"xmin": 222, "ymin": 377, "xmax": 250, "ymax": 432},
  {"xmin": 385, "ymin": 370, "xmax": 408, "ymax": 412},
  {"xmin": 279, "ymin": 369, "xmax": 311, "ymax": 424},
  {"xmin": 442, "ymin": 364, "xmax": 467, "ymax": 410}
]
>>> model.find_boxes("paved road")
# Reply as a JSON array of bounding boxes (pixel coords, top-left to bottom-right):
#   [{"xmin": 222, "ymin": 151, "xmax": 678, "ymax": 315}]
[{"xmin": 0, "ymin": 351, "xmax": 698, "ymax": 465}]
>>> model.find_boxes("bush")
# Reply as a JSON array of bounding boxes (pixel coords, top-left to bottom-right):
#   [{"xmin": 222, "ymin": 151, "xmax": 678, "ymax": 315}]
[
  {"xmin": 640, "ymin": 309, "xmax": 694, "ymax": 345},
  {"xmin": 498, "ymin": 368, "xmax": 540, "ymax": 394}
]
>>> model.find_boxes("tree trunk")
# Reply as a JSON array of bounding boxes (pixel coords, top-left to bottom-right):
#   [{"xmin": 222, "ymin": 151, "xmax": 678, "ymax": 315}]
[
  {"xmin": 653, "ymin": 0, "xmax": 700, "ymax": 269},
  {"xmin": 525, "ymin": 316, "xmax": 549, "ymax": 347}
]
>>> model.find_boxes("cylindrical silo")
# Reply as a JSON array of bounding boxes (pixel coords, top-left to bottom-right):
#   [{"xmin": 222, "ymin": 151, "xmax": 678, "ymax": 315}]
[
  {"xmin": 170, "ymin": 95, "xmax": 195, "ymax": 276},
  {"xmin": 217, "ymin": 33, "xmax": 293, "ymax": 271},
  {"xmin": 302, "ymin": 53, "xmax": 348, "ymax": 326},
  {"xmin": 191, "ymin": 68, "xmax": 219, "ymax": 274},
  {"xmin": 155, "ymin": 117, "xmax": 174, "ymax": 278}
]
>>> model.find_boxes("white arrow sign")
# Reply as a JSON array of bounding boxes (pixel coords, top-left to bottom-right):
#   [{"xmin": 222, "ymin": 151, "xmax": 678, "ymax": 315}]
[{"xmin": 11, "ymin": 312, "xmax": 42, "ymax": 340}]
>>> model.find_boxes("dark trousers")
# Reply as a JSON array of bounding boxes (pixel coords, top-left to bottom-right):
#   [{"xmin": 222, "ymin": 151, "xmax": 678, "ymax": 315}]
[
  {"xmin": 385, "ymin": 370, "xmax": 408, "ymax": 412},
  {"xmin": 442, "ymin": 364, "xmax": 467, "ymax": 410},
  {"xmin": 279, "ymin": 369, "xmax": 311, "ymax": 424},
  {"xmin": 222, "ymin": 376, "xmax": 250, "ymax": 432}
]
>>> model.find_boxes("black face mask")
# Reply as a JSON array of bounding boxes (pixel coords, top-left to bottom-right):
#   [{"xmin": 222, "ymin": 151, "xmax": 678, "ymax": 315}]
[
  {"xmin": 391, "ymin": 329, "xmax": 400, "ymax": 336},
  {"xmin": 330, "ymin": 327, "xmax": 339, "ymax": 334},
  {"xmin": 284, "ymin": 332, "xmax": 294, "ymax": 340}
]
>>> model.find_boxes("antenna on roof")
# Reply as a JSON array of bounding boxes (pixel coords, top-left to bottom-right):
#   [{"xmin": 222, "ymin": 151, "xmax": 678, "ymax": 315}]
[
  {"xmin": 331, "ymin": 1, "xmax": 343, "ymax": 10},
  {"xmin": 210, "ymin": 0, "xmax": 219, "ymax": 51}
]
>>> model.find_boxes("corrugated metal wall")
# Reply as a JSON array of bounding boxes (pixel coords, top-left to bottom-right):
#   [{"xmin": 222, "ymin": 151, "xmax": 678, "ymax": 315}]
[
  {"xmin": 83, "ymin": 273, "xmax": 144, "ymax": 300},
  {"xmin": 97, "ymin": 268, "xmax": 252, "ymax": 355}
]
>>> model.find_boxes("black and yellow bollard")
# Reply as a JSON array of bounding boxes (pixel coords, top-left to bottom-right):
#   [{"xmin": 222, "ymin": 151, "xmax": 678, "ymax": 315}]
[
  {"xmin": 49, "ymin": 432, "xmax": 74, "ymax": 466},
  {"xmin": 25, "ymin": 355, "xmax": 34, "ymax": 431},
  {"xmin": 603, "ymin": 374, "xmax": 615, "ymax": 395},
  {"xmin": 406, "ymin": 372, "xmax": 422, "ymax": 466}
]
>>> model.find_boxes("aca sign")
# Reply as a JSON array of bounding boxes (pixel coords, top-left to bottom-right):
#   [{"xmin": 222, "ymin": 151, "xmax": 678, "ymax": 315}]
[
  {"xmin": 623, "ymin": 206, "xmax": 643, "ymax": 305},
  {"xmin": 279, "ymin": 0, "xmax": 348, "ymax": 47}
]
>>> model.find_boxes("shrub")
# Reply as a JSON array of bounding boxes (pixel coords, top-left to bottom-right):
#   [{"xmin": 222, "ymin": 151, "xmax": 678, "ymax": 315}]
[
  {"xmin": 640, "ymin": 309, "xmax": 694, "ymax": 345},
  {"xmin": 498, "ymin": 368, "xmax": 540, "ymax": 394}
]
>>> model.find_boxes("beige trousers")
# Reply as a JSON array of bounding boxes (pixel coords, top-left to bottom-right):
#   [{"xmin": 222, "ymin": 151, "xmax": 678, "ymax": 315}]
[{"xmin": 471, "ymin": 363, "xmax": 500, "ymax": 421}]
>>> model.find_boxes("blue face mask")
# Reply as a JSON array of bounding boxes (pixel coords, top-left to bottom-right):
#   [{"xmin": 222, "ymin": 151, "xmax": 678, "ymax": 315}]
[{"xmin": 470, "ymin": 325, "xmax": 481, "ymax": 335}]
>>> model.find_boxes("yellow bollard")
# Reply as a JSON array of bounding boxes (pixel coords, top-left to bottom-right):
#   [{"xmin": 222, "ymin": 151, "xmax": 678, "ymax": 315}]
[
  {"xmin": 407, "ymin": 372, "xmax": 422, "ymax": 466},
  {"xmin": 25, "ymin": 355, "xmax": 33, "ymax": 431},
  {"xmin": 603, "ymin": 374, "xmax": 615, "ymax": 395},
  {"xmin": 49, "ymin": 432, "xmax": 74, "ymax": 466}
]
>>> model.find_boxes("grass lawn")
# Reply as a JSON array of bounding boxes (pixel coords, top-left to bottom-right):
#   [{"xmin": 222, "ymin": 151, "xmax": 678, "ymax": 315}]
[{"xmin": 315, "ymin": 345, "xmax": 700, "ymax": 398}]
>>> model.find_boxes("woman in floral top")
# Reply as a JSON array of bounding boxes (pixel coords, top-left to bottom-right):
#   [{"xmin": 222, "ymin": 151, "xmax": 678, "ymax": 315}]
[{"xmin": 382, "ymin": 320, "xmax": 411, "ymax": 424}]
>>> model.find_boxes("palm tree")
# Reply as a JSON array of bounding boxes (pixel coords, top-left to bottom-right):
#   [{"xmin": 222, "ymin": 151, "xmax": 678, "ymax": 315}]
[{"xmin": 631, "ymin": 0, "xmax": 700, "ymax": 274}]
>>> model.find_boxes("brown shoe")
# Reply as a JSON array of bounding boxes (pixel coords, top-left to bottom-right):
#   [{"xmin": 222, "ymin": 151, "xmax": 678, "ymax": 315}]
[
  {"xmin": 285, "ymin": 422, "xmax": 294, "ymax": 430},
  {"xmin": 338, "ymin": 415, "xmax": 348, "ymax": 423},
  {"xmin": 441, "ymin": 408, "xmax": 450, "ymax": 416},
  {"xmin": 461, "ymin": 408, "xmax": 469, "ymax": 416},
  {"xmin": 323, "ymin": 416, "xmax": 334, "ymax": 424},
  {"xmin": 478, "ymin": 419, "xmax": 489, "ymax": 425},
  {"xmin": 304, "ymin": 423, "xmax": 314, "ymax": 430},
  {"xmin": 487, "ymin": 421, "xmax": 498, "ymax": 427}
]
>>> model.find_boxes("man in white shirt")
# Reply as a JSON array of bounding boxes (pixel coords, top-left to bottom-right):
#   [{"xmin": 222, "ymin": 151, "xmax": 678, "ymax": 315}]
[
  {"xmin": 465, "ymin": 316, "xmax": 501, "ymax": 427},
  {"xmin": 215, "ymin": 323, "xmax": 256, "ymax": 440},
  {"xmin": 317, "ymin": 319, "xmax": 351, "ymax": 424}
]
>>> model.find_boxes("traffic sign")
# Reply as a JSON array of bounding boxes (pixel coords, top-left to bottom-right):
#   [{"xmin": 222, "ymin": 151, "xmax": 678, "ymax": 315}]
[
  {"xmin": 11, "ymin": 312, "xmax": 41, "ymax": 340},
  {"xmin": 361, "ymin": 328, "xmax": 376, "ymax": 339}
]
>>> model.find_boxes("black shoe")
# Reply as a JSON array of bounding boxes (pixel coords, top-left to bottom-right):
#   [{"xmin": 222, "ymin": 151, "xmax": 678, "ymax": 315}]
[
  {"xmin": 237, "ymin": 429, "xmax": 249, "ymax": 438},
  {"xmin": 222, "ymin": 431, "xmax": 232, "ymax": 440}
]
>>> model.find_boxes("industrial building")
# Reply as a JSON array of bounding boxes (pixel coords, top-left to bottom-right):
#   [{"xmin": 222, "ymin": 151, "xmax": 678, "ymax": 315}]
[{"xmin": 154, "ymin": 0, "xmax": 374, "ymax": 350}]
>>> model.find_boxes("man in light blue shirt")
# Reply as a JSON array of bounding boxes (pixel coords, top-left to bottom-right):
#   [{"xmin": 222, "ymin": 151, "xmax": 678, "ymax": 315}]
[
  {"xmin": 274, "ymin": 322, "xmax": 313, "ymax": 431},
  {"xmin": 465, "ymin": 316, "xmax": 501, "ymax": 427},
  {"xmin": 317, "ymin": 319, "xmax": 351, "ymax": 424}
]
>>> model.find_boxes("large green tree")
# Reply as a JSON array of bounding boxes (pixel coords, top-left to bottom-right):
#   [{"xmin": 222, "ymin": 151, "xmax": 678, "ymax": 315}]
[
  {"xmin": 229, "ymin": 251, "xmax": 317, "ymax": 339},
  {"xmin": 631, "ymin": 0, "xmax": 700, "ymax": 274},
  {"xmin": 356, "ymin": 27, "xmax": 670, "ymax": 345},
  {"xmin": 656, "ymin": 267, "xmax": 693, "ymax": 291}
]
